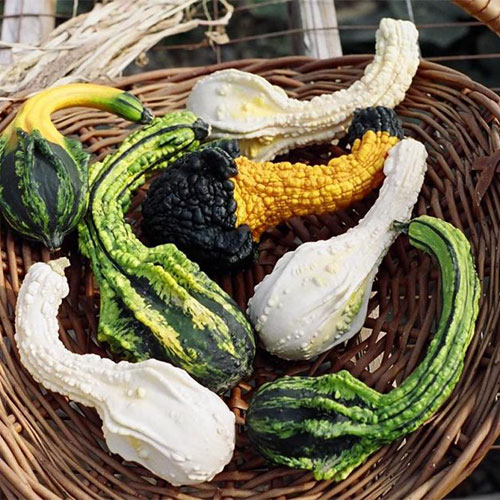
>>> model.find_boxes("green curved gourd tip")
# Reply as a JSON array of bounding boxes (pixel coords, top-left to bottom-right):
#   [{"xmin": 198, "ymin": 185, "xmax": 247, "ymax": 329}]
[{"xmin": 247, "ymin": 215, "xmax": 480, "ymax": 481}]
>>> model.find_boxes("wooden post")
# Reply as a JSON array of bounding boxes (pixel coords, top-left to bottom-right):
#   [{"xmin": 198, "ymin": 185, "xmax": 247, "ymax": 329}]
[
  {"xmin": 297, "ymin": 0, "xmax": 343, "ymax": 58},
  {"xmin": 0, "ymin": 0, "xmax": 56, "ymax": 65}
]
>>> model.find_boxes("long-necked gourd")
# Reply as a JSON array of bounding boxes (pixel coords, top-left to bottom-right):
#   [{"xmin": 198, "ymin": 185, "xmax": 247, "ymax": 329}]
[
  {"xmin": 15, "ymin": 258, "xmax": 235, "ymax": 486},
  {"xmin": 187, "ymin": 18, "xmax": 419, "ymax": 161},
  {"xmin": 78, "ymin": 111, "xmax": 256, "ymax": 394},
  {"xmin": 247, "ymin": 138, "xmax": 427, "ymax": 360},
  {"xmin": 0, "ymin": 83, "xmax": 152, "ymax": 250},
  {"xmin": 141, "ymin": 107, "xmax": 403, "ymax": 269},
  {"xmin": 247, "ymin": 215, "xmax": 481, "ymax": 481}
]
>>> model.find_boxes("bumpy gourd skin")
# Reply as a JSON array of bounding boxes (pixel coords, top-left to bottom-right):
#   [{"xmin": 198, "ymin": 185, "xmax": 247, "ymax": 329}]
[
  {"xmin": 142, "ymin": 107, "xmax": 403, "ymax": 269},
  {"xmin": 143, "ymin": 142, "xmax": 256, "ymax": 269},
  {"xmin": 78, "ymin": 111, "xmax": 256, "ymax": 394},
  {"xmin": 186, "ymin": 18, "xmax": 419, "ymax": 161},
  {"xmin": 0, "ymin": 84, "xmax": 152, "ymax": 249},
  {"xmin": 246, "ymin": 216, "xmax": 480, "ymax": 481}
]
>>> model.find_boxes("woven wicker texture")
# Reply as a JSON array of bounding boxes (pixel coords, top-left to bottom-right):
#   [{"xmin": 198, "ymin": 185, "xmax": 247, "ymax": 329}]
[
  {"xmin": 0, "ymin": 56, "xmax": 499, "ymax": 499},
  {"xmin": 452, "ymin": 0, "xmax": 500, "ymax": 34}
]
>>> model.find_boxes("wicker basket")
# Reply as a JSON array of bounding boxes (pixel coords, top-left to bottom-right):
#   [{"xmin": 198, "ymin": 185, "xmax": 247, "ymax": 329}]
[{"xmin": 0, "ymin": 56, "xmax": 499, "ymax": 499}]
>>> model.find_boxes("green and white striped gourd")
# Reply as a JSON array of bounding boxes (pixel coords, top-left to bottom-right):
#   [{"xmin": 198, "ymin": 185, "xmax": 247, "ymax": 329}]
[
  {"xmin": 78, "ymin": 112, "xmax": 256, "ymax": 394},
  {"xmin": 247, "ymin": 215, "xmax": 481, "ymax": 481}
]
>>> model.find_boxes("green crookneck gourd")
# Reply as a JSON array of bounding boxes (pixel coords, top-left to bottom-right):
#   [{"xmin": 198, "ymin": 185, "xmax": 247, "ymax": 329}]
[
  {"xmin": 247, "ymin": 215, "xmax": 481, "ymax": 481},
  {"xmin": 78, "ymin": 111, "xmax": 256, "ymax": 394},
  {"xmin": 187, "ymin": 18, "xmax": 419, "ymax": 161},
  {"xmin": 247, "ymin": 138, "xmax": 427, "ymax": 360},
  {"xmin": 0, "ymin": 83, "xmax": 152, "ymax": 250}
]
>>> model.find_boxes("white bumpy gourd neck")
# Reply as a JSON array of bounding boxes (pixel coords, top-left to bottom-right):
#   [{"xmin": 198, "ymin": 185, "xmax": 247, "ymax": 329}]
[
  {"xmin": 248, "ymin": 139, "xmax": 428, "ymax": 360},
  {"xmin": 187, "ymin": 18, "xmax": 419, "ymax": 160},
  {"xmin": 15, "ymin": 259, "xmax": 235, "ymax": 486}
]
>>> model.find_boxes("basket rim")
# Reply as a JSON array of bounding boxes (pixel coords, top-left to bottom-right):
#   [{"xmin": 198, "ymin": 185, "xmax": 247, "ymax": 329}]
[{"xmin": 109, "ymin": 55, "xmax": 500, "ymax": 106}]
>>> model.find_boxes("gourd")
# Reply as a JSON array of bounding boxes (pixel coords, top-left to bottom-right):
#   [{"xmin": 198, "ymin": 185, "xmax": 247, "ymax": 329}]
[
  {"xmin": 187, "ymin": 18, "xmax": 419, "ymax": 161},
  {"xmin": 0, "ymin": 83, "xmax": 152, "ymax": 250},
  {"xmin": 247, "ymin": 215, "xmax": 481, "ymax": 481},
  {"xmin": 15, "ymin": 258, "xmax": 235, "ymax": 486},
  {"xmin": 142, "ymin": 107, "xmax": 403, "ymax": 269},
  {"xmin": 78, "ymin": 111, "xmax": 256, "ymax": 394},
  {"xmin": 247, "ymin": 138, "xmax": 427, "ymax": 360}
]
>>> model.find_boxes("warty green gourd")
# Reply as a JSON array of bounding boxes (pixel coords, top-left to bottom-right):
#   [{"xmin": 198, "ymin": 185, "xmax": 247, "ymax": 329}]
[{"xmin": 78, "ymin": 111, "xmax": 256, "ymax": 394}]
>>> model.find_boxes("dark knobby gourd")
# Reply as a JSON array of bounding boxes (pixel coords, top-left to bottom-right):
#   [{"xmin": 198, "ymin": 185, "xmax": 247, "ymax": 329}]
[
  {"xmin": 142, "ymin": 107, "xmax": 403, "ymax": 270},
  {"xmin": 246, "ymin": 215, "xmax": 480, "ymax": 481},
  {"xmin": 78, "ymin": 111, "xmax": 256, "ymax": 394},
  {"xmin": 0, "ymin": 84, "xmax": 152, "ymax": 250}
]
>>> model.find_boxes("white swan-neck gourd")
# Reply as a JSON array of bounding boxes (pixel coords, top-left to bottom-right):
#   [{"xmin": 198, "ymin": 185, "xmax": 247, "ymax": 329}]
[
  {"xmin": 15, "ymin": 259, "xmax": 235, "ymax": 486},
  {"xmin": 187, "ymin": 18, "xmax": 420, "ymax": 161},
  {"xmin": 247, "ymin": 138, "xmax": 428, "ymax": 360}
]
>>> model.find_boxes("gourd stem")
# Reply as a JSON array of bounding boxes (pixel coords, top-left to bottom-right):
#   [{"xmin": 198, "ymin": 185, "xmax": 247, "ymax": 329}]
[{"xmin": 48, "ymin": 257, "xmax": 70, "ymax": 276}]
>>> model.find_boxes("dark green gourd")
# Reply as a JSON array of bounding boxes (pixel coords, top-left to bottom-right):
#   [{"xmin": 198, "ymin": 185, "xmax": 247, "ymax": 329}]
[
  {"xmin": 247, "ymin": 215, "xmax": 480, "ymax": 480},
  {"xmin": 78, "ymin": 111, "xmax": 256, "ymax": 394},
  {"xmin": 0, "ymin": 84, "xmax": 152, "ymax": 250}
]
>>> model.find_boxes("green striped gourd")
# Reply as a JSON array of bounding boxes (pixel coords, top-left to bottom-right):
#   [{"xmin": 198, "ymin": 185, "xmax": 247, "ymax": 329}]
[
  {"xmin": 0, "ymin": 84, "xmax": 152, "ymax": 249},
  {"xmin": 78, "ymin": 111, "xmax": 256, "ymax": 394},
  {"xmin": 247, "ymin": 215, "xmax": 480, "ymax": 481}
]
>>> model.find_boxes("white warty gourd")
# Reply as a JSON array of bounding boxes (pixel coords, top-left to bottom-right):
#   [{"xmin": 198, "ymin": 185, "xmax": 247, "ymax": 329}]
[
  {"xmin": 187, "ymin": 18, "xmax": 420, "ymax": 161},
  {"xmin": 15, "ymin": 258, "xmax": 235, "ymax": 486},
  {"xmin": 248, "ymin": 139, "xmax": 428, "ymax": 360}
]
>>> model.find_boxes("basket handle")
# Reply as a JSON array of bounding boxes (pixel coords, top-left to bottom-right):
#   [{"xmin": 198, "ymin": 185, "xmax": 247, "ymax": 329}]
[{"xmin": 452, "ymin": 0, "xmax": 500, "ymax": 35}]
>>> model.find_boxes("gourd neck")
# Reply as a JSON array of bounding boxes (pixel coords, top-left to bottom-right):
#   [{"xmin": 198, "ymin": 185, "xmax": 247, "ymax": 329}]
[
  {"xmin": 3, "ymin": 84, "xmax": 150, "ymax": 150},
  {"xmin": 354, "ymin": 139, "xmax": 426, "ymax": 240},
  {"xmin": 15, "ymin": 260, "xmax": 116, "ymax": 405},
  {"xmin": 377, "ymin": 217, "xmax": 480, "ymax": 434}
]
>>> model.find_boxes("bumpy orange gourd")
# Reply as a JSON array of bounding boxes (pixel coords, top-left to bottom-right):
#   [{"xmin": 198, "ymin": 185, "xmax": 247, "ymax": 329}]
[
  {"xmin": 142, "ymin": 107, "xmax": 403, "ymax": 269},
  {"xmin": 233, "ymin": 129, "xmax": 399, "ymax": 239}
]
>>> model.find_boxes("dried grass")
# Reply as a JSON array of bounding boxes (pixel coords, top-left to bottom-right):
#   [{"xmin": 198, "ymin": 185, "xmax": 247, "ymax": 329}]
[{"xmin": 0, "ymin": 0, "xmax": 233, "ymax": 98}]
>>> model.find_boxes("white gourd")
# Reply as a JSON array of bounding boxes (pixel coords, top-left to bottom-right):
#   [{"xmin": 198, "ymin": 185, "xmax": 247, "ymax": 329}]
[
  {"xmin": 247, "ymin": 139, "xmax": 428, "ymax": 360},
  {"xmin": 187, "ymin": 18, "xmax": 419, "ymax": 161},
  {"xmin": 15, "ymin": 258, "xmax": 235, "ymax": 486}
]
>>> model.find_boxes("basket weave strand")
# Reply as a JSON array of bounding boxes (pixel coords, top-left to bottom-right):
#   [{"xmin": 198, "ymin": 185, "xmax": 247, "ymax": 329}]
[
  {"xmin": 0, "ymin": 57, "xmax": 499, "ymax": 499},
  {"xmin": 453, "ymin": 0, "xmax": 500, "ymax": 35}
]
